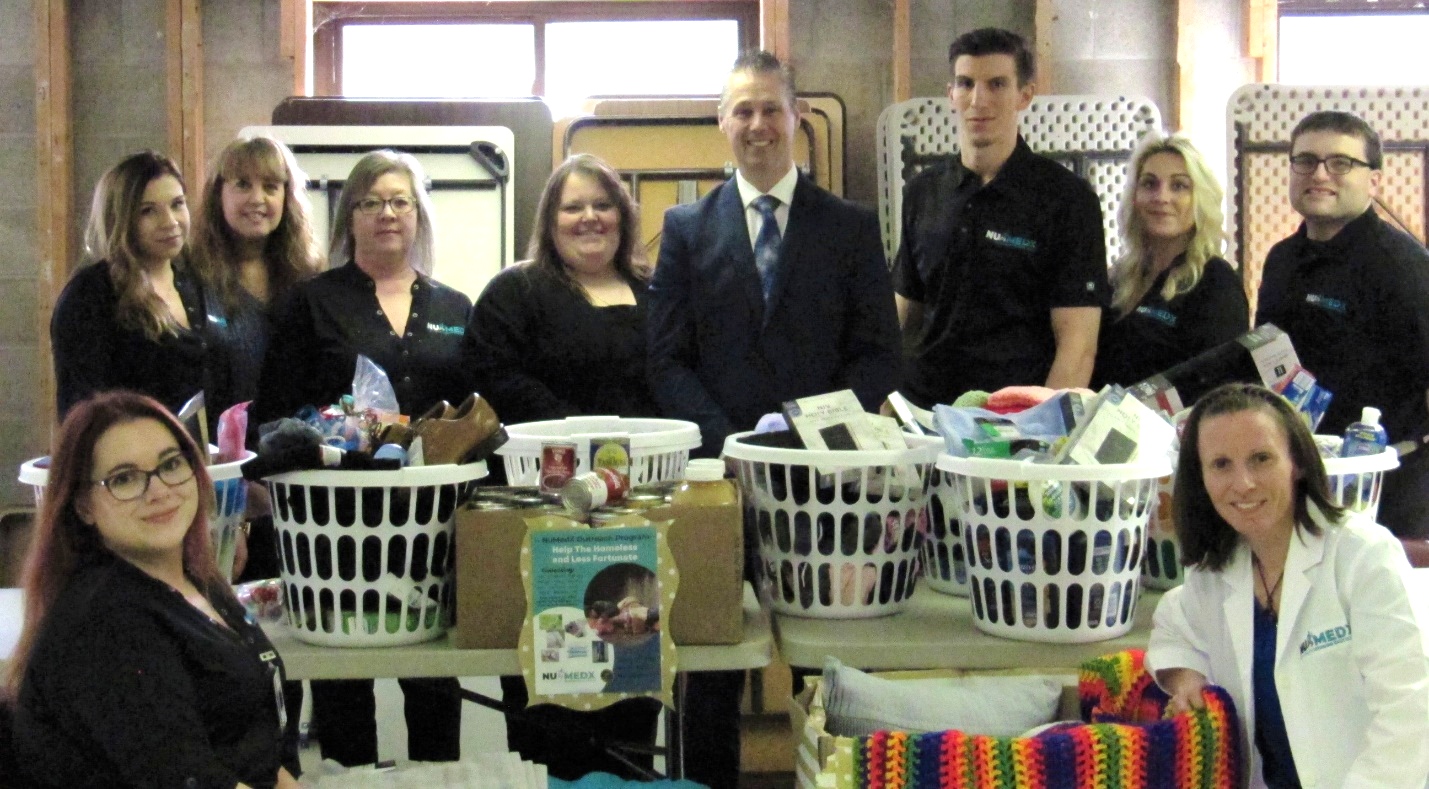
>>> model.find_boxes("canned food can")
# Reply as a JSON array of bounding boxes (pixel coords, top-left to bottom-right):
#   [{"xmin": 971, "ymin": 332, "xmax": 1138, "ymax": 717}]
[
  {"xmin": 540, "ymin": 441, "xmax": 579, "ymax": 494},
  {"xmin": 561, "ymin": 467, "xmax": 630, "ymax": 513}
]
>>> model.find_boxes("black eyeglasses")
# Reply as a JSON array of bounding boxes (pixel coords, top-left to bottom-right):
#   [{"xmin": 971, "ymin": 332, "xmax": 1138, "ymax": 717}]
[
  {"xmin": 1289, "ymin": 153, "xmax": 1374, "ymax": 176},
  {"xmin": 354, "ymin": 195, "xmax": 417, "ymax": 215},
  {"xmin": 91, "ymin": 454, "xmax": 195, "ymax": 502}
]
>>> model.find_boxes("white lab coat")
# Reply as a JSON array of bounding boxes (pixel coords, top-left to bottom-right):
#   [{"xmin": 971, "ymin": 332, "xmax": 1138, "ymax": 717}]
[{"xmin": 1147, "ymin": 504, "xmax": 1429, "ymax": 789}]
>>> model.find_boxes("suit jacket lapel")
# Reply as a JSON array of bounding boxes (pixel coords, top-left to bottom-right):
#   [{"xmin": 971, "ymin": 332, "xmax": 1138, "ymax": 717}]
[{"xmin": 715, "ymin": 179, "xmax": 766, "ymax": 320}]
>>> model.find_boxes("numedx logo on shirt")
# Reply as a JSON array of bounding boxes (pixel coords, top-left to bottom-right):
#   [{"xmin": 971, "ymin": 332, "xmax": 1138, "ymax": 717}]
[
  {"xmin": 1135, "ymin": 305, "xmax": 1177, "ymax": 327},
  {"xmin": 426, "ymin": 322, "xmax": 464, "ymax": 336},
  {"xmin": 1304, "ymin": 293, "xmax": 1348, "ymax": 315},
  {"xmin": 984, "ymin": 229, "xmax": 1037, "ymax": 252},
  {"xmin": 1300, "ymin": 622, "xmax": 1351, "ymax": 656}
]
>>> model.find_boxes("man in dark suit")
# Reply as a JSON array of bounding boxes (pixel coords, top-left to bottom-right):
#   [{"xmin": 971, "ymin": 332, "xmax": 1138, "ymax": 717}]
[
  {"xmin": 646, "ymin": 51, "xmax": 899, "ymax": 789},
  {"xmin": 648, "ymin": 51, "xmax": 900, "ymax": 459}
]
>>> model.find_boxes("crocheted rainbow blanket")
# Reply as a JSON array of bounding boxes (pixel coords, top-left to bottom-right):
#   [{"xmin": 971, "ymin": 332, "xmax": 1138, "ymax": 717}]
[{"xmin": 850, "ymin": 650, "xmax": 1242, "ymax": 789}]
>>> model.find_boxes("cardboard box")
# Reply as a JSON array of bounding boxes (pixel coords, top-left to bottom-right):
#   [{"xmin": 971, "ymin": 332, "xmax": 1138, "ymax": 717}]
[
  {"xmin": 1129, "ymin": 322, "xmax": 1300, "ymax": 416},
  {"xmin": 453, "ymin": 502, "xmax": 744, "ymax": 648},
  {"xmin": 790, "ymin": 669, "xmax": 1080, "ymax": 789}
]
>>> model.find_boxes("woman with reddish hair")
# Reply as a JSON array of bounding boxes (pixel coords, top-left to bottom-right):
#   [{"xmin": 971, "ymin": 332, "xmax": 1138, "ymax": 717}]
[{"xmin": 2, "ymin": 391, "xmax": 299, "ymax": 788}]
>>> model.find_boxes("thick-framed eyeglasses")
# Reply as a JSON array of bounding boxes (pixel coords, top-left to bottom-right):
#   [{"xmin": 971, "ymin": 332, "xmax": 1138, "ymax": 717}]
[
  {"xmin": 92, "ymin": 454, "xmax": 195, "ymax": 502},
  {"xmin": 1289, "ymin": 153, "xmax": 1374, "ymax": 176},
  {"xmin": 354, "ymin": 195, "xmax": 418, "ymax": 215}
]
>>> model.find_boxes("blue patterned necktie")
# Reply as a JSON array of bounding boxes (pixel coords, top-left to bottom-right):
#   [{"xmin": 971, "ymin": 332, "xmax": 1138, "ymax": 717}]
[{"xmin": 751, "ymin": 194, "xmax": 782, "ymax": 302}]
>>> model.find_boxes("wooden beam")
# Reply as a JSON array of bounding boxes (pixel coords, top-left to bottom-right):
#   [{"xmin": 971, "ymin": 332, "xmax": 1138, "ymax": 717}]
[
  {"xmin": 35, "ymin": 0, "xmax": 71, "ymax": 439},
  {"xmin": 282, "ymin": 0, "xmax": 314, "ymax": 96},
  {"xmin": 166, "ymin": 0, "xmax": 205, "ymax": 186},
  {"xmin": 1175, "ymin": 0, "xmax": 1196, "ymax": 131},
  {"xmin": 1246, "ymin": 0, "xmax": 1277, "ymax": 82},
  {"xmin": 892, "ymin": 0, "xmax": 911, "ymax": 102},
  {"xmin": 760, "ymin": 0, "xmax": 789, "ymax": 59},
  {"xmin": 1034, "ymin": 0, "xmax": 1056, "ymax": 93}
]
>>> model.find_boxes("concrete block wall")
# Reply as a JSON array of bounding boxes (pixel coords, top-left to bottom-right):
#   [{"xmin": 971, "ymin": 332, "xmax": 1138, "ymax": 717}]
[
  {"xmin": 0, "ymin": 0, "xmax": 42, "ymax": 507},
  {"xmin": 1041, "ymin": 0, "xmax": 1177, "ymax": 112},
  {"xmin": 201, "ymin": 0, "xmax": 294, "ymax": 170}
]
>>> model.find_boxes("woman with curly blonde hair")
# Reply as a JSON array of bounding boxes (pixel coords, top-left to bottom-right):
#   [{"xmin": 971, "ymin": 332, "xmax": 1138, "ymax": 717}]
[{"xmin": 1094, "ymin": 131, "xmax": 1249, "ymax": 387}]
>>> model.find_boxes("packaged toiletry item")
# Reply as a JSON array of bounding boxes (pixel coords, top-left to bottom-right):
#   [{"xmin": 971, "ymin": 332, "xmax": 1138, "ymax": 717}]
[{"xmin": 1338, "ymin": 406, "xmax": 1388, "ymax": 507}]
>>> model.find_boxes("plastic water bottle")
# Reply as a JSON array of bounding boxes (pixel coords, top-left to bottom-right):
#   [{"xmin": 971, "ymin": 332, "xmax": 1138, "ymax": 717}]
[{"xmin": 1339, "ymin": 407, "xmax": 1388, "ymax": 509}]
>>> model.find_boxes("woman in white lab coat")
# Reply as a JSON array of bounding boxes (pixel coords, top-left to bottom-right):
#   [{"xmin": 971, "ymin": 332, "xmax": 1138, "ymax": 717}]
[{"xmin": 1148, "ymin": 382, "xmax": 1429, "ymax": 788}]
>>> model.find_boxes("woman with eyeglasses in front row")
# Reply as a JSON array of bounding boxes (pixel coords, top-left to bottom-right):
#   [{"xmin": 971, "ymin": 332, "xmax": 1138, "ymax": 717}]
[{"xmin": 3, "ymin": 391, "xmax": 300, "ymax": 788}]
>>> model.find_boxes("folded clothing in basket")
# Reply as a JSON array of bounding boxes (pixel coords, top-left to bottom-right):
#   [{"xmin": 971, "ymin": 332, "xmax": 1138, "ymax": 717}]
[{"xmin": 821, "ymin": 658, "xmax": 1065, "ymax": 738}]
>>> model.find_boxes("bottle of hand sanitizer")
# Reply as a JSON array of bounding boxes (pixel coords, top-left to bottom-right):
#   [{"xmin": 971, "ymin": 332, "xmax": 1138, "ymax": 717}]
[
  {"xmin": 1339, "ymin": 407, "xmax": 1389, "ymax": 509},
  {"xmin": 1341, "ymin": 406, "xmax": 1388, "ymax": 458}
]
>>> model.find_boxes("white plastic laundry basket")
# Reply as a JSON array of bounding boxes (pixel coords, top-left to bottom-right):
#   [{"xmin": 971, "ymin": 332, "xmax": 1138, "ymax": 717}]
[
  {"xmin": 724, "ymin": 433, "xmax": 943, "ymax": 618},
  {"xmin": 497, "ymin": 416, "xmax": 699, "ymax": 486},
  {"xmin": 19, "ymin": 450, "xmax": 254, "ymax": 582},
  {"xmin": 938, "ymin": 453, "xmax": 1172, "ymax": 643},
  {"xmin": 265, "ymin": 462, "xmax": 487, "ymax": 647},
  {"xmin": 920, "ymin": 468, "xmax": 973, "ymax": 597},
  {"xmin": 1143, "ymin": 445, "xmax": 1400, "ymax": 590}
]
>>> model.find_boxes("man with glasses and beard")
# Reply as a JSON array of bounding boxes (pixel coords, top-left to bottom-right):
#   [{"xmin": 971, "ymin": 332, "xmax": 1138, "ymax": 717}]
[{"xmin": 1257, "ymin": 110, "xmax": 1429, "ymax": 540}]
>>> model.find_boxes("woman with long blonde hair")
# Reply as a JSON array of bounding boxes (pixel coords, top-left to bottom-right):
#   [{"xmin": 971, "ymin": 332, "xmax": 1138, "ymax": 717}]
[{"xmin": 1094, "ymin": 131, "xmax": 1249, "ymax": 386}]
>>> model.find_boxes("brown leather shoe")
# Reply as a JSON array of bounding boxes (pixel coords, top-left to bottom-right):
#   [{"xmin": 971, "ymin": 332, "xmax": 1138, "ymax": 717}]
[
  {"xmin": 413, "ymin": 393, "xmax": 508, "ymax": 465},
  {"xmin": 416, "ymin": 400, "xmax": 456, "ymax": 422},
  {"xmin": 378, "ymin": 421, "xmax": 415, "ymax": 448}
]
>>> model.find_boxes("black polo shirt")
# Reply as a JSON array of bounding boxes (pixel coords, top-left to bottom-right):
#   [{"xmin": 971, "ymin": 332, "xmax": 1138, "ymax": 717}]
[
  {"xmin": 51, "ymin": 258, "xmax": 235, "ymax": 428},
  {"xmin": 1257, "ymin": 208, "xmax": 1429, "ymax": 442},
  {"xmin": 893, "ymin": 138, "xmax": 1109, "ymax": 407},
  {"xmin": 1094, "ymin": 256, "xmax": 1249, "ymax": 387},
  {"xmin": 255, "ymin": 262, "xmax": 472, "ymax": 423},
  {"xmin": 12, "ymin": 552, "xmax": 297, "ymax": 788}
]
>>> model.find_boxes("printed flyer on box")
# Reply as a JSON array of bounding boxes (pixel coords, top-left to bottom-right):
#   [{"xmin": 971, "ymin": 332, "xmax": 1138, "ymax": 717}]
[{"xmin": 520, "ymin": 515, "xmax": 677, "ymax": 710}]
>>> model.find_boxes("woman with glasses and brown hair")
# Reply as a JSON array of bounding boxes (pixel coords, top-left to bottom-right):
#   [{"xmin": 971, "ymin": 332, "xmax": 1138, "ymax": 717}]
[
  {"xmin": 255, "ymin": 149, "xmax": 470, "ymax": 765},
  {"xmin": 1093, "ymin": 131, "xmax": 1248, "ymax": 387},
  {"xmin": 51, "ymin": 151, "xmax": 236, "ymax": 430},
  {"xmin": 3, "ymin": 391, "xmax": 300, "ymax": 788}
]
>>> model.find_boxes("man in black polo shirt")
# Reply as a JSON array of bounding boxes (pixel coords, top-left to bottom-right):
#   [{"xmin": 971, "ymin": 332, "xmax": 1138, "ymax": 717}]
[
  {"xmin": 1258, "ymin": 110, "xmax": 1429, "ymax": 539},
  {"xmin": 893, "ymin": 27, "xmax": 1107, "ymax": 408}
]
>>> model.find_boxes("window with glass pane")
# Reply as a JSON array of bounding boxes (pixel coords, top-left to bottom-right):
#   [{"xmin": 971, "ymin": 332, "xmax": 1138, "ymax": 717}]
[
  {"xmin": 1279, "ymin": 14, "xmax": 1429, "ymax": 84},
  {"xmin": 544, "ymin": 20, "xmax": 739, "ymax": 104},
  {"xmin": 342, "ymin": 24, "xmax": 538, "ymax": 97}
]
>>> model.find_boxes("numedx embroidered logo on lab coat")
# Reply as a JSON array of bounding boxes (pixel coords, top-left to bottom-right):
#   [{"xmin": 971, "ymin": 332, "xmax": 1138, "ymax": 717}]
[{"xmin": 1299, "ymin": 623, "xmax": 1352, "ymax": 656}]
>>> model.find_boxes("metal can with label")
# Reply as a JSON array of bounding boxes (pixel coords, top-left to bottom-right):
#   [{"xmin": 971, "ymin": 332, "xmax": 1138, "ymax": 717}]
[
  {"xmin": 561, "ymin": 467, "xmax": 629, "ymax": 513},
  {"xmin": 539, "ymin": 441, "xmax": 579, "ymax": 494}
]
